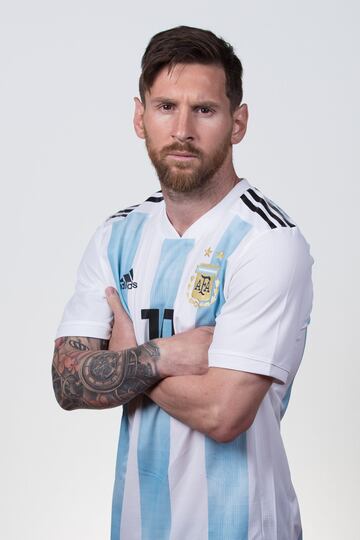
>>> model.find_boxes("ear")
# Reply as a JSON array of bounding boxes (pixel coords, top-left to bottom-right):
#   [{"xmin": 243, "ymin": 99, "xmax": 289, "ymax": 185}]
[
  {"xmin": 231, "ymin": 103, "xmax": 248, "ymax": 145},
  {"xmin": 133, "ymin": 97, "xmax": 145, "ymax": 139}
]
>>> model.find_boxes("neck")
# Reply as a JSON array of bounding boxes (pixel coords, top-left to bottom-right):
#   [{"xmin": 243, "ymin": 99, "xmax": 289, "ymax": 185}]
[{"xmin": 161, "ymin": 162, "xmax": 240, "ymax": 237}]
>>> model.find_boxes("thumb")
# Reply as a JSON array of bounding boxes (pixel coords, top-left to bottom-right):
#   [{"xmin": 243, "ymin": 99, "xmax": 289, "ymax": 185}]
[
  {"xmin": 197, "ymin": 325, "xmax": 215, "ymax": 335},
  {"xmin": 105, "ymin": 286, "xmax": 125, "ymax": 317}
]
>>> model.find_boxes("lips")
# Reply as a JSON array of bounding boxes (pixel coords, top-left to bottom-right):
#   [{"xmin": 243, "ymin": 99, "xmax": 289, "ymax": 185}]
[{"xmin": 167, "ymin": 152, "xmax": 198, "ymax": 159}]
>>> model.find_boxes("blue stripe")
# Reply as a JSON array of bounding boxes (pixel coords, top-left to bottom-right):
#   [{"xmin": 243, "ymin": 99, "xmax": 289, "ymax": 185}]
[
  {"xmin": 196, "ymin": 215, "xmax": 251, "ymax": 326},
  {"xmin": 196, "ymin": 216, "xmax": 251, "ymax": 539},
  {"xmin": 107, "ymin": 212, "xmax": 148, "ymax": 314},
  {"xmin": 138, "ymin": 238, "xmax": 194, "ymax": 540},
  {"xmin": 280, "ymin": 381, "xmax": 294, "ymax": 420},
  {"xmin": 206, "ymin": 433, "xmax": 249, "ymax": 540},
  {"xmin": 108, "ymin": 212, "xmax": 147, "ymax": 538},
  {"xmin": 111, "ymin": 407, "xmax": 130, "ymax": 540}
]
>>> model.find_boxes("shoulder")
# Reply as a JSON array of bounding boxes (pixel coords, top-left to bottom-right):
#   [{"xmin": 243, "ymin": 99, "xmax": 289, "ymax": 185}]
[
  {"xmin": 88, "ymin": 189, "xmax": 165, "ymax": 248},
  {"xmin": 228, "ymin": 180, "xmax": 313, "ymax": 270},
  {"xmin": 233, "ymin": 180, "xmax": 297, "ymax": 234},
  {"xmin": 106, "ymin": 190, "xmax": 164, "ymax": 223},
  {"xmin": 78, "ymin": 190, "xmax": 164, "ymax": 261}
]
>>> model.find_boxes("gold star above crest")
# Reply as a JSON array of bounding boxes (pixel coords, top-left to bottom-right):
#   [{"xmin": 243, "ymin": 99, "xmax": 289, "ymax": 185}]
[
  {"xmin": 216, "ymin": 251, "xmax": 224, "ymax": 260},
  {"xmin": 204, "ymin": 247, "xmax": 213, "ymax": 257}
]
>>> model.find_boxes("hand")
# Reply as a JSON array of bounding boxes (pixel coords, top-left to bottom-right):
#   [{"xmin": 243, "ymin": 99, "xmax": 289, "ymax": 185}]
[
  {"xmin": 156, "ymin": 325, "xmax": 214, "ymax": 378},
  {"xmin": 105, "ymin": 286, "xmax": 213, "ymax": 378},
  {"xmin": 105, "ymin": 287, "xmax": 137, "ymax": 351}
]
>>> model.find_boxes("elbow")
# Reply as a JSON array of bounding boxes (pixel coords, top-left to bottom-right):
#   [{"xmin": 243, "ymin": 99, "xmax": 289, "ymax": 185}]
[
  {"xmin": 54, "ymin": 392, "xmax": 79, "ymax": 411},
  {"xmin": 209, "ymin": 426, "xmax": 246, "ymax": 444},
  {"xmin": 207, "ymin": 410, "xmax": 255, "ymax": 444},
  {"xmin": 51, "ymin": 363, "xmax": 80, "ymax": 411}
]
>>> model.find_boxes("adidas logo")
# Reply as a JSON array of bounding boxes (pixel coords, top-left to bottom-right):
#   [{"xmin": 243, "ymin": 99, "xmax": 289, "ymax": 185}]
[{"xmin": 120, "ymin": 268, "xmax": 138, "ymax": 290}]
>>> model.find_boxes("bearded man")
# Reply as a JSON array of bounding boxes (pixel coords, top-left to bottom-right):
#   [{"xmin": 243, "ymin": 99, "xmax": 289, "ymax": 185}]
[{"xmin": 53, "ymin": 25, "xmax": 313, "ymax": 540}]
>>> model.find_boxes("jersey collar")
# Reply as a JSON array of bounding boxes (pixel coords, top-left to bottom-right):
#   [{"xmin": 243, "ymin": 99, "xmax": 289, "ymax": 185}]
[{"xmin": 158, "ymin": 178, "xmax": 250, "ymax": 239}]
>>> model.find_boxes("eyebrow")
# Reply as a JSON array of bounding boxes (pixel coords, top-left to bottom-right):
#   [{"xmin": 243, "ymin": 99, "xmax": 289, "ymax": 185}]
[{"xmin": 150, "ymin": 97, "xmax": 220, "ymax": 108}]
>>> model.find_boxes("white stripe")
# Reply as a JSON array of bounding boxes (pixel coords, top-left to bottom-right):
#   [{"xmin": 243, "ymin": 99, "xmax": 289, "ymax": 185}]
[
  {"xmin": 247, "ymin": 396, "xmax": 277, "ymax": 539},
  {"xmin": 169, "ymin": 419, "xmax": 208, "ymax": 540},
  {"xmin": 130, "ymin": 216, "xmax": 164, "ymax": 344},
  {"xmin": 247, "ymin": 393, "xmax": 302, "ymax": 539},
  {"xmin": 247, "ymin": 416, "xmax": 264, "ymax": 539}
]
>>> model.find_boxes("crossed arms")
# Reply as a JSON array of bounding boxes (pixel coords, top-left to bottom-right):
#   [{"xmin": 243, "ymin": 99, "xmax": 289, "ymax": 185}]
[
  {"xmin": 52, "ymin": 225, "xmax": 312, "ymax": 441},
  {"xmin": 52, "ymin": 288, "xmax": 273, "ymax": 442}
]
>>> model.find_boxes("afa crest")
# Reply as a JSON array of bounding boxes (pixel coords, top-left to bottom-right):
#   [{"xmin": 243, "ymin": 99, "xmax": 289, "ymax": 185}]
[{"xmin": 187, "ymin": 263, "xmax": 220, "ymax": 308}]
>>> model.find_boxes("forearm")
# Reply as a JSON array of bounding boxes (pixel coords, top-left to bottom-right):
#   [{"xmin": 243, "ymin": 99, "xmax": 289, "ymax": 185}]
[
  {"xmin": 52, "ymin": 336, "xmax": 162, "ymax": 411},
  {"xmin": 146, "ymin": 372, "xmax": 220, "ymax": 436},
  {"xmin": 147, "ymin": 368, "xmax": 273, "ymax": 442}
]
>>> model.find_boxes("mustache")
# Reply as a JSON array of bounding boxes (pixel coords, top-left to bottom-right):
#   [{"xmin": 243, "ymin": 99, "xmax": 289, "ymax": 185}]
[{"xmin": 160, "ymin": 142, "xmax": 202, "ymax": 158}]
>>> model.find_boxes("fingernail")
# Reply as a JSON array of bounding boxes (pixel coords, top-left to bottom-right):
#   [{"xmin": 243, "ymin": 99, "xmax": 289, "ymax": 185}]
[{"xmin": 105, "ymin": 286, "xmax": 117, "ymax": 297}]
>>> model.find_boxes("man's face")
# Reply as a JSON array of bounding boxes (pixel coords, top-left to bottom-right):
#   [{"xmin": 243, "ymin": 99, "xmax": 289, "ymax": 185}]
[{"xmin": 135, "ymin": 63, "xmax": 239, "ymax": 193}]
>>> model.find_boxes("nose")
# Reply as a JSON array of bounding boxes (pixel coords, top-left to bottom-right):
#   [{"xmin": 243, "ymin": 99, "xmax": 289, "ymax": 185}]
[{"xmin": 172, "ymin": 107, "xmax": 194, "ymax": 142}]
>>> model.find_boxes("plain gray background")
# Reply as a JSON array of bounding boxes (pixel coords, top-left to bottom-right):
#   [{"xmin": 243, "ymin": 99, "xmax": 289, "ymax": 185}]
[{"xmin": 1, "ymin": 1, "xmax": 359, "ymax": 538}]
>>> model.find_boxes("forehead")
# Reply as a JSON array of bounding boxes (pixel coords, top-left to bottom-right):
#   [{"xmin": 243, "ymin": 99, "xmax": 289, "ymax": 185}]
[{"xmin": 147, "ymin": 63, "xmax": 228, "ymax": 103}]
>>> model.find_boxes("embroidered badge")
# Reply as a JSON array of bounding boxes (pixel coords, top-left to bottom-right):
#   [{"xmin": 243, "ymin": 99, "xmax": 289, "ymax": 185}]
[{"xmin": 187, "ymin": 263, "xmax": 220, "ymax": 308}]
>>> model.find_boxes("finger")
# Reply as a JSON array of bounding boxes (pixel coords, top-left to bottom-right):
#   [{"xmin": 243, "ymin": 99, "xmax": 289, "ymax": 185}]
[
  {"xmin": 105, "ymin": 287, "xmax": 125, "ymax": 317},
  {"xmin": 200, "ymin": 325, "xmax": 215, "ymax": 334}
]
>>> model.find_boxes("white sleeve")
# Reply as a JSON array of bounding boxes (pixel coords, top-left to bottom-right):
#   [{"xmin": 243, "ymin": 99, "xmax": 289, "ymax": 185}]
[
  {"xmin": 55, "ymin": 222, "xmax": 116, "ymax": 340},
  {"xmin": 208, "ymin": 228, "xmax": 314, "ymax": 384}
]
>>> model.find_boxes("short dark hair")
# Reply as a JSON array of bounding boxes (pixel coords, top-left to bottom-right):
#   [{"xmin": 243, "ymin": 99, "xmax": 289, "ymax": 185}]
[{"xmin": 139, "ymin": 26, "xmax": 243, "ymax": 111}]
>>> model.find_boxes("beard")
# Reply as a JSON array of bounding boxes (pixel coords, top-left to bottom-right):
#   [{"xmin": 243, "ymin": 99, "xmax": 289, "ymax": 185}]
[{"xmin": 144, "ymin": 129, "xmax": 232, "ymax": 193}]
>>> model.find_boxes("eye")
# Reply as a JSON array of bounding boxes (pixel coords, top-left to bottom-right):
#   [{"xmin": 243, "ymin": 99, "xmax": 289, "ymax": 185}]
[
  {"xmin": 196, "ymin": 106, "xmax": 214, "ymax": 115},
  {"xmin": 159, "ymin": 103, "xmax": 174, "ymax": 111}
]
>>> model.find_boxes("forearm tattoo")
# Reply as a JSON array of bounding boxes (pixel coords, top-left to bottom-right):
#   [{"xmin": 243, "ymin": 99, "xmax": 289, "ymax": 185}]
[{"xmin": 52, "ymin": 337, "xmax": 161, "ymax": 410}]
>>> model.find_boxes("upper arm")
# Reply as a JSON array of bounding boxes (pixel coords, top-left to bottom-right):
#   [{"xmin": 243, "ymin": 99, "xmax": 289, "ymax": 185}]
[
  {"xmin": 209, "ymin": 229, "xmax": 313, "ymax": 385},
  {"xmin": 56, "ymin": 223, "xmax": 115, "ymax": 341},
  {"xmin": 206, "ymin": 229, "xmax": 313, "ymax": 439}
]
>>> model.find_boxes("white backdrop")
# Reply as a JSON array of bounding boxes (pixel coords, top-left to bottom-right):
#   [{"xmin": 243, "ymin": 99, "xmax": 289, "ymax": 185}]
[{"xmin": 1, "ymin": 1, "xmax": 359, "ymax": 539}]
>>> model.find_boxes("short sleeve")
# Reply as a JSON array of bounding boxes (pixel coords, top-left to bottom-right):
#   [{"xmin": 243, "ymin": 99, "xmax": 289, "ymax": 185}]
[
  {"xmin": 208, "ymin": 228, "xmax": 314, "ymax": 384},
  {"xmin": 55, "ymin": 223, "xmax": 115, "ymax": 339}
]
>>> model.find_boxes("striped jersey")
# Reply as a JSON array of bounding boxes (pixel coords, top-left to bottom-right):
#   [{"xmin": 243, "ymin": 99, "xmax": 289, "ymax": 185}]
[{"xmin": 56, "ymin": 178, "xmax": 313, "ymax": 540}]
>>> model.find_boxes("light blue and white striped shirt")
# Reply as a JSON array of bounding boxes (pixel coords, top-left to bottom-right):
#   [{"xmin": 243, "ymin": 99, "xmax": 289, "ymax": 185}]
[{"xmin": 57, "ymin": 179, "xmax": 312, "ymax": 540}]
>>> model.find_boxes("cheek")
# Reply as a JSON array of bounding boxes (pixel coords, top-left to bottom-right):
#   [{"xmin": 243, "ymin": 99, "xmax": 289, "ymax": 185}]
[
  {"xmin": 144, "ymin": 117, "xmax": 172, "ymax": 146},
  {"xmin": 144, "ymin": 111, "xmax": 173, "ymax": 132},
  {"xmin": 201, "ymin": 122, "xmax": 232, "ymax": 150}
]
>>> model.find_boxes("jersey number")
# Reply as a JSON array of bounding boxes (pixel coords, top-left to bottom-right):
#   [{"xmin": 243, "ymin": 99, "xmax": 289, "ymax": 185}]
[{"xmin": 141, "ymin": 309, "xmax": 174, "ymax": 339}]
